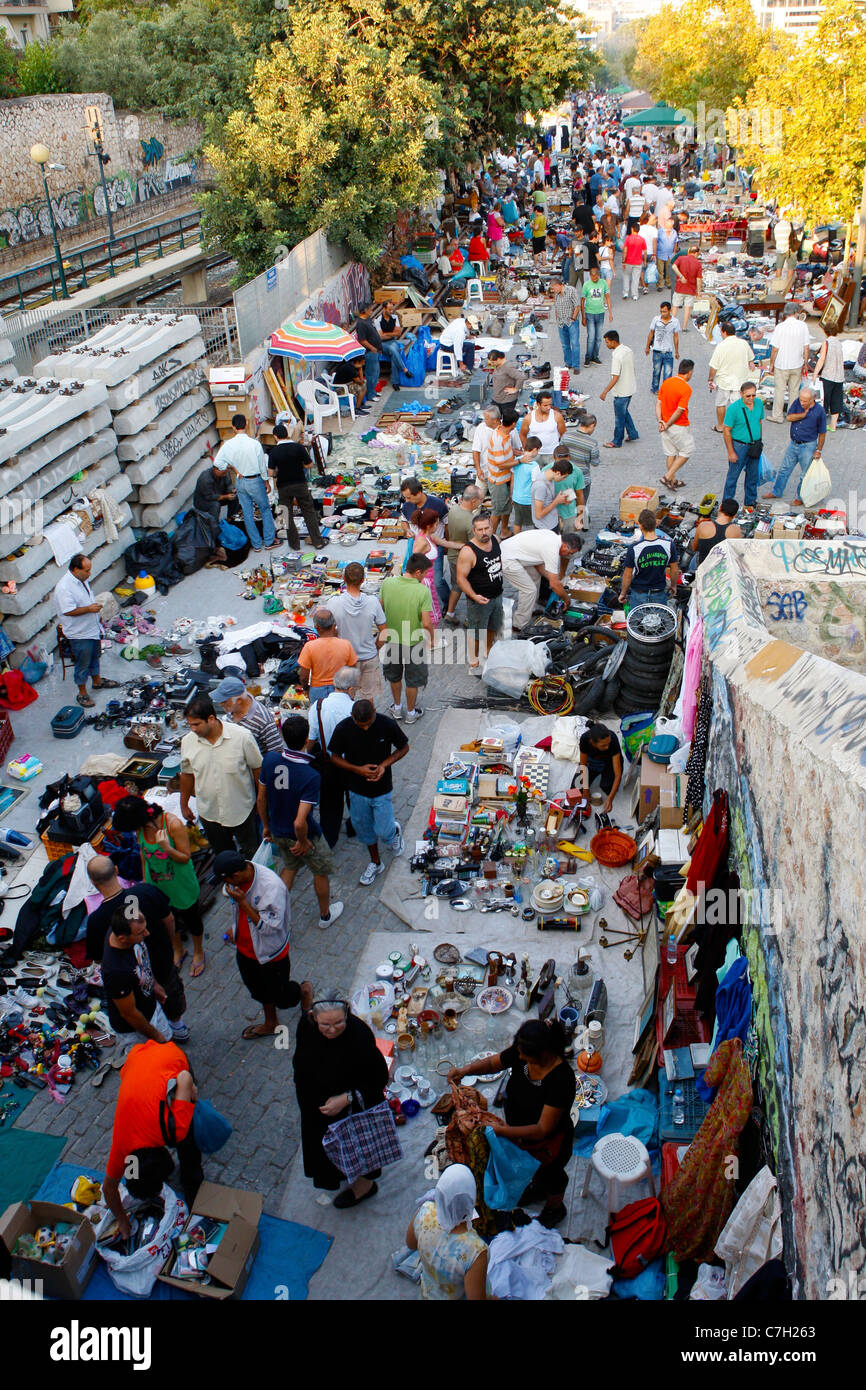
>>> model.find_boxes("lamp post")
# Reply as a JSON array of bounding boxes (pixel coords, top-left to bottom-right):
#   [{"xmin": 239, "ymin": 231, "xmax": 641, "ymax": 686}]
[
  {"xmin": 850, "ymin": 162, "xmax": 866, "ymax": 329},
  {"xmin": 30, "ymin": 143, "xmax": 69, "ymax": 300}
]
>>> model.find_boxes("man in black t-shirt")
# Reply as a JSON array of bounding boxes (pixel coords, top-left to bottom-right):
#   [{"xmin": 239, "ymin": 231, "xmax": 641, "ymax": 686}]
[
  {"xmin": 579, "ymin": 722, "xmax": 623, "ymax": 813},
  {"xmin": 329, "ymin": 699, "xmax": 409, "ymax": 888},
  {"xmin": 456, "ymin": 512, "xmax": 504, "ymax": 670},
  {"xmin": 353, "ymin": 305, "xmax": 384, "ymax": 409},
  {"xmin": 267, "ymin": 423, "xmax": 325, "ymax": 550},
  {"xmin": 101, "ymin": 908, "xmax": 171, "ymax": 1042}
]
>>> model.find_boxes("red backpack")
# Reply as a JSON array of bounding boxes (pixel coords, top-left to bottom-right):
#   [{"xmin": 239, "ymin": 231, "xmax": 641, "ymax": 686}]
[{"xmin": 608, "ymin": 1197, "xmax": 668, "ymax": 1278}]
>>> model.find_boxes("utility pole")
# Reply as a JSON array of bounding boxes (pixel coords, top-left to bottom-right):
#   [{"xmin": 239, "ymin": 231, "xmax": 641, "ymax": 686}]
[
  {"xmin": 29, "ymin": 144, "xmax": 68, "ymax": 300},
  {"xmin": 850, "ymin": 159, "xmax": 866, "ymax": 329},
  {"xmin": 86, "ymin": 105, "xmax": 116, "ymax": 247}
]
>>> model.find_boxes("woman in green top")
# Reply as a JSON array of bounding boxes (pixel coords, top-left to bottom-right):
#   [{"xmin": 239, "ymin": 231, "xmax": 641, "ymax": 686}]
[{"xmin": 112, "ymin": 795, "xmax": 206, "ymax": 977}]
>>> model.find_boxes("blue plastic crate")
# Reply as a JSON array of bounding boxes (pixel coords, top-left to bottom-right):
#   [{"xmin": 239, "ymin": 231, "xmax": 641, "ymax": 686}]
[{"xmin": 658, "ymin": 1068, "xmax": 712, "ymax": 1141}]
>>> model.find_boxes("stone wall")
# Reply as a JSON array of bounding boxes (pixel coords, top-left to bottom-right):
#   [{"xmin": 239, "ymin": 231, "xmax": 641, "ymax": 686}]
[
  {"xmin": 696, "ymin": 538, "xmax": 866, "ymax": 1300},
  {"xmin": 0, "ymin": 94, "xmax": 207, "ymax": 250}
]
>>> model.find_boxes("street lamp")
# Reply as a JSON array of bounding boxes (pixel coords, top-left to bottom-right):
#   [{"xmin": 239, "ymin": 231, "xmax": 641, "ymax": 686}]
[{"xmin": 30, "ymin": 143, "xmax": 69, "ymax": 301}]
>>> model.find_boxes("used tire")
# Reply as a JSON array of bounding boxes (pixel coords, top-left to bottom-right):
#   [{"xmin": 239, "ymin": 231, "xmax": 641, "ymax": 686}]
[{"xmin": 573, "ymin": 675, "xmax": 606, "ymax": 716}]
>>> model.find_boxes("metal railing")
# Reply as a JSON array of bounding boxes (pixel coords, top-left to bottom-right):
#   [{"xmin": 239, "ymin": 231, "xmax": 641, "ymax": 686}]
[
  {"xmin": 2, "ymin": 301, "xmax": 239, "ymax": 375},
  {"xmin": 0, "ymin": 212, "xmax": 203, "ymax": 314}
]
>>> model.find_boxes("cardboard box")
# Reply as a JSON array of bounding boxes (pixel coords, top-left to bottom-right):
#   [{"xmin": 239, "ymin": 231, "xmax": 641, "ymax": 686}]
[
  {"xmin": 635, "ymin": 753, "xmax": 680, "ymax": 819},
  {"xmin": 400, "ymin": 309, "xmax": 425, "ymax": 328},
  {"xmin": 158, "ymin": 1182, "xmax": 262, "ymax": 1300},
  {"xmin": 209, "ymin": 364, "xmax": 253, "ymax": 387},
  {"xmin": 620, "ymin": 486, "xmax": 658, "ymax": 522},
  {"xmin": 567, "ymin": 578, "xmax": 607, "ymax": 605},
  {"xmin": 0, "ymin": 1200, "xmax": 98, "ymax": 1300}
]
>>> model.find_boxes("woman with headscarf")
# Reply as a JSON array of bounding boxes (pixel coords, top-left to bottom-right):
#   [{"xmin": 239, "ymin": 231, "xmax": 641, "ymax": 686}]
[
  {"xmin": 292, "ymin": 987, "xmax": 389, "ymax": 1208},
  {"xmin": 406, "ymin": 1164, "xmax": 489, "ymax": 1300}
]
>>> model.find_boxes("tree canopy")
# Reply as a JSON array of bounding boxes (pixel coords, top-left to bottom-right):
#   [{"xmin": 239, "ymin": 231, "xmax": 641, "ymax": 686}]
[{"xmin": 632, "ymin": 0, "xmax": 766, "ymax": 113}]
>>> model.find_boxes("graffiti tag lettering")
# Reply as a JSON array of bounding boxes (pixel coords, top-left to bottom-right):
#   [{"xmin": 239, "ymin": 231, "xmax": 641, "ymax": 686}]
[
  {"xmin": 0, "ymin": 192, "xmax": 84, "ymax": 246},
  {"xmin": 771, "ymin": 539, "xmax": 866, "ymax": 577},
  {"xmin": 140, "ymin": 137, "xmax": 165, "ymax": 168},
  {"xmin": 765, "ymin": 589, "xmax": 808, "ymax": 621}
]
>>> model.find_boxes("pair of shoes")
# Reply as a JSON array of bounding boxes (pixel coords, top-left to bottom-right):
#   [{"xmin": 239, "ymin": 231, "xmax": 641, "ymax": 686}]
[
  {"xmin": 170, "ymin": 1023, "xmax": 191, "ymax": 1043},
  {"xmin": 405, "ymin": 707, "xmax": 424, "ymax": 724},
  {"xmin": 333, "ymin": 1181, "xmax": 378, "ymax": 1210},
  {"xmin": 359, "ymin": 861, "xmax": 385, "ymax": 886},
  {"xmin": 389, "ymin": 823, "xmax": 404, "ymax": 856},
  {"xmin": 390, "ymin": 702, "xmax": 405, "ymax": 721},
  {"xmin": 77, "ymin": 694, "xmax": 95, "ymax": 708},
  {"xmin": 265, "ymin": 540, "xmax": 281, "ymax": 550},
  {"xmin": 538, "ymin": 1202, "xmax": 567, "ymax": 1229},
  {"xmin": 318, "ymin": 900, "xmax": 345, "ymax": 930}
]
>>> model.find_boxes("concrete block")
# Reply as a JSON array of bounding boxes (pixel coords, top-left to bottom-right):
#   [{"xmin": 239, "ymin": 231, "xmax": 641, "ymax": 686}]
[
  {"xmin": 2, "ymin": 409, "xmax": 114, "ymax": 498},
  {"xmin": 116, "ymin": 387, "xmax": 212, "ymax": 462},
  {"xmin": 2, "ymin": 541, "xmax": 132, "ymax": 643},
  {"xmin": 112, "ymin": 360, "xmax": 207, "ymax": 436},
  {"xmin": 105, "ymin": 335, "xmax": 206, "ymax": 410},
  {"xmin": 0, "ymin": 378, "xmax": 110, "ymax": 468},
  {"xmin": 34, "ymin": 313, "xmax": 201, "ymax": 384}
]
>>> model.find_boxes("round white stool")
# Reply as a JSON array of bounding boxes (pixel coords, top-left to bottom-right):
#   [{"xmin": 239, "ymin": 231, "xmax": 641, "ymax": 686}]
[
  {"xmin": 464, "ymin": 278, "xmax": 484, "ymax": 304},
  {"xmin": 581, "ymin": 1132, "xmax": 655, "ymax": 1215}
]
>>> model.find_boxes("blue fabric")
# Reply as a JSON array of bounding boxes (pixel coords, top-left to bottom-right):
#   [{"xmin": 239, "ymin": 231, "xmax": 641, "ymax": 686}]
[
  {"xmin": 770, "ymin": 439, "xmax": 816, "ymax": 498},
  {"xmin": 651, "ymin": 350, "xmax": 673, "ymax": 394},
  {"xmin": 612, "ymin": 1257, "xmax": 666, "ymax": 1300},
  {"xmin": 574, "ymin": 1087, "xmax": 659, "ymax": 1157},
  {"xmin": 69, "ymin": 637, "xmax": 100, "ymax": 686},
  {"xmin": 612, "ymin": 395, "xmax": 639, "ymax": 447},
  {"xmin": 696, "ymin": 957, "xmax": 751, "ymax": 1101},
  {"xmin": 398, "ymin": 327, "xmax": 431, "ymax": 387},
  {"xmin": 483, "ymin": 1127, "xmax": 541, "ymax": 1210},
  {"xmin": 35, "ymin": 1163, "xmax": 332, "ymax": 1301},
  {"xmin": 219, "ymin": 519, "xmax": 248, "ymax": 550},
  {"xmin": 347, "ymin": 788, "xmax": 397, "ymax": 846},
  {"xmin": 362, "ymin": 348, "xmax": 380, "ymax": 402},
  {"xmin": 236, "ymin": 475, "xmax": 275, "ymax": 547},
  {"xmin": 192, "ymin": 1098, "xmax": 233, "ymax": 1154},
  {"xmin": 558, "ymin": 320, "xmax": 581, "ymax": 370},
  {"xmin": 723, "ymin": 439, "xmax": 760, "ymax": 507},
  {"xmin": 584, "ymin": 312, "xmax": 604, "ymax": 361}
]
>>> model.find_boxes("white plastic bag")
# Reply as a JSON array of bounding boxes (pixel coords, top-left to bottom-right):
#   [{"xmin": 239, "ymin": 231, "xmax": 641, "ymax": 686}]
[
  {"xmin": 485, "ymin": 717, "xmax": 523, "ymax": 756},
  {"xmin": 482, "ymin": 640, "xmax": 549, "ymax": 698},
  {"xmin": 690, "ymin": 1263, "xmax": 728, "ymax": 1300},
  {"xmin": 799, "ymin": 452, "xmax": 831, "ymax": 508},
  {"xmin": 98, "ymin": 1183, "xmax": 188, "ymax": 1298},
  {"xmin": 550, "ymin": 715, "xmax": 584, "ymax": 761}
]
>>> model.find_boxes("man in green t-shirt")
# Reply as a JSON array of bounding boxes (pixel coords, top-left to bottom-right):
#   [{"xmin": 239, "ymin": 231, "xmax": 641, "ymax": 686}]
[
  {"xmin": 551, "ymin": 444, "xmax": 586, "ymax": 529},
  {"xmin": 379, "ymin": 554, "xmax": 435, "ymax": 724},
  {"xmin": 580, "ymin": 266, "xmax": 613, "ymax": 365}
]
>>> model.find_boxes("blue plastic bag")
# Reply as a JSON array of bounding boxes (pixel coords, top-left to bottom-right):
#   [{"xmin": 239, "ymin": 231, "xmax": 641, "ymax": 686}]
[
  {"xmin": 219, "ymin": 519, "xmax": 248, "ymax": 550},
  {"xmin": 192, "ymin": 1098, "xmax": 233, "ymax": 1154},
  {"xmin": 483, "ymin": 1127, "xmax": 540, "ymax": 1210},
  {"xmin": 757, "ymin": 451, "xmax": 774, "ymax": 486},
  {"xmin": 645, "ymin": 261, "xmax": 659, "ymax": 286}
]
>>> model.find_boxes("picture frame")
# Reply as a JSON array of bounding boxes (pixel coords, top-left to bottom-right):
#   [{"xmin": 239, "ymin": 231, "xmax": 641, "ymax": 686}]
[
  {"xmin": 661, "ymin": 978, "xmax": 677, "ymax": 1043},
  {"xmin": 0, "ymin": 784, "xmax": 27, "ymax": 823},
  {"xmin": 685, "ymin": 942, "xmax": 699, "ymax": 983},
  {"xmin": 641, "ymin": 915, "xmax": 660, "ymax": 992},
  {"xmin": 632, "ymin": 981, "xmax": 657, "ymax": 1053},
  {"xmin": 820, "ymin": 292, "xmax": 847, "ymax": 333}
]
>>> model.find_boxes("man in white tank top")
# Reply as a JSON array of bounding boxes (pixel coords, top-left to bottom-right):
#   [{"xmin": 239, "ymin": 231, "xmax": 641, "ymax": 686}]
[{"xmin": 518, "ymin": 390, "xmax": 565, "ymax": 456}]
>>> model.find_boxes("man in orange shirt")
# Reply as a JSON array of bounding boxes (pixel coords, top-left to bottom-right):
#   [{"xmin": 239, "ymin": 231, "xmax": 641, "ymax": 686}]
[
  {"xmin": 657, "ymin": 359, "xmax": 695, "ymax": 490},
  {"xmin": 103, "ymin": 1039, "xmax": 201, "ymax": 1238},
  {"xmin": 297, "ymin": 608, "xmax": 357, "ymax": 703}
]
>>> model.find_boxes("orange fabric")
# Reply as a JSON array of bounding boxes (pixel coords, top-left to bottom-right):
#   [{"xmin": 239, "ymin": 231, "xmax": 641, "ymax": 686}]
[
  {"xmin": 486, "ymin": 428, "xmax": 515, "ymax": 485},
  {"xmin": 658, "ymin": 375, "xmax": 692, "ymax": 427},
  {"xmin": 297, "ymin": 635, "xmax": 357, "ymax": 687},
  {"xmin": 106, "ymin": 1040, "xmax": 194, "ymax": 1180}
]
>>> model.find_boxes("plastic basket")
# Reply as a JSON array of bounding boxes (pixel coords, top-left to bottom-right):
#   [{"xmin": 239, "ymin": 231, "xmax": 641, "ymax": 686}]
[
  {"xmin": 589, "ymin": 828, "xmax": 637, "ymax": 867},
  {"xmin": 41, "ymin": 829, "xmax": 104, "ymax": 862},
  {"xmin": 0, "ymin": 711, "xmax": 12, "ymax": 761},
  {"xmin": 658, "ymin": 1068, "xmax": 712, "ymax": 1141}
]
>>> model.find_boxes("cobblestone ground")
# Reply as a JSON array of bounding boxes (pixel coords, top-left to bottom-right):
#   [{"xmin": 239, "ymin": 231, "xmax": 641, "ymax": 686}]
[{"xmin": 13, "ymin": 289, "xmax": 866, "ymax": 1229}]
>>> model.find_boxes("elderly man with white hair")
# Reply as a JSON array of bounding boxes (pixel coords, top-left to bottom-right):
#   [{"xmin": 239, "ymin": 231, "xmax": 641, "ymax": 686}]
[
  {"xmin": 309, "ymin": 666, "xmax": 359, "ymax": 849},
  {"xmin": 763, "ymin": 383, "xmax": 827, "ymax": 504}
]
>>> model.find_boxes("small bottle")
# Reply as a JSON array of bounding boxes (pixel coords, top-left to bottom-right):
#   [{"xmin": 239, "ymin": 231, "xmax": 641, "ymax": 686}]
[
  {"xmin": 673, "ymin": 1086, "xmax": 685, "ymax": 1127},
  {"xmin": 666, "ymin": 932, "xmax": 678, "ymax": 966},
  {"xmin": 515, "ymin": 976, "xmax": 530, "ymax": 1012}
]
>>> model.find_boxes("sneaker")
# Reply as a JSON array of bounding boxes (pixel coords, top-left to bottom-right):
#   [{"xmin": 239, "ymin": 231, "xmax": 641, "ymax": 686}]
[
  {"xmin": 318, "ymin": 901, "xmax": 344, "ymax": 930},
  {"xmin": 405, "ymin": 707, "xmax": 424, "ymax": 724},
  {"xmin": 390, "ymin": 702, "xmax": 405, "ymax": 720},
  {"xmin": 359, "ymin": 862, "xmax": 385, "ymax": 886},
  {"xmin": 170, "ymin": 1022, "xmax": 191, "ymax": 1042},
  {"xmin": 389, "ymin": 823, "xmax": 404, "ymax": 856}
]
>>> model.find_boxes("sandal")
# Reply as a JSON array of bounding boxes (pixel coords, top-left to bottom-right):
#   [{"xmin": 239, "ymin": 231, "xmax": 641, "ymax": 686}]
[
  {"xmin": 77, "ymin": 694, "xmax": 95, "ymax": 708},
  {"xmin": 241, "ymin": 1023, "xmax": 278, "ymax": 1040},
  {"xmin": 190, "ymin": 954, "xmax": 206, "ymax": 979},
  {"xmin": 659, "ymin": 478, "xmax": 674, "ymax": 490}
]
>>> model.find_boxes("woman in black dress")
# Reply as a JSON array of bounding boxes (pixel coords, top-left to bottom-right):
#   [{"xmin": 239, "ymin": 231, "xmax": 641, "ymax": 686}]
[
  {"xmin": 448, "ymin": 1019, "xmax": 576, "ymax": 1228},
  {"xmin": 293, "ymin": 988, "xmax": 389, "ymax": 1209}
]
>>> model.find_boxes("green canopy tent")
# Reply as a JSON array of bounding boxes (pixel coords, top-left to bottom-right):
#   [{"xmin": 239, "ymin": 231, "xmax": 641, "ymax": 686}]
[
  {"xmin": 621, "ymin": 104, "xmax": 687, "ymax": 128},
  {"xmin": 608, "ymin": 83, "xmax": 630, "ymax": 96}
]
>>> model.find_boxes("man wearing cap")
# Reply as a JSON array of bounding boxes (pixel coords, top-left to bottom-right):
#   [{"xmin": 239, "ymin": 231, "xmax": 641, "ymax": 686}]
[
  {"xmin": 180, "ymin": 695, "xmax": 262, "ymax": 858},
  {"xmin": 211, "ymin": 675, "xmax": 283, "ymax": 756},
  {"xmin": 212, "ymin": 850, "xmax": 309, "ymax": 1040},
  {"xmin": 296, "ymin": 608, "xmax": 358, "ymax": 703}
]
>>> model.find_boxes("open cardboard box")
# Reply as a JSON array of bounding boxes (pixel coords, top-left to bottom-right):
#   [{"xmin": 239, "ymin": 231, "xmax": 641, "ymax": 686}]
[
  {"xmin": 0, "ymin": 1200, "xmax": 98, "ymax": 1300},
  {"xmin": 158, "ymin": 1181, "xmax": 262, "ymax": 1300}
]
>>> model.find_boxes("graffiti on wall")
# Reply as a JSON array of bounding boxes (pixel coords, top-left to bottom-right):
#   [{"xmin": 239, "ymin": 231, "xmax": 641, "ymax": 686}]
[
  {"xmin": 92, "ymin": 173, "xmax": 137, "ymax": 218},
  {"xmin": 304, "ymin": 261, "xmax": 370, "ymax": 327},
  {"xmin": 140, "ymin": 136, "xmax": 165, "ymax": 168},
  {"xmin": 0, "ymin": 191, "xmax": 85, "ymax": 246}
]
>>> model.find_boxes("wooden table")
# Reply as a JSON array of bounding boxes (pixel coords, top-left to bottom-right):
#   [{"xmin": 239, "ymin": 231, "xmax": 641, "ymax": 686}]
[{"xmin": 738, "ymin": 296, "xmax": 788, "ymax": 322}]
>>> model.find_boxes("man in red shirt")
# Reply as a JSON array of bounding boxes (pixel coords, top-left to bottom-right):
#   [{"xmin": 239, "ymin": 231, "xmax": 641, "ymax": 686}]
[
  {"xmin": 657, "ymin": 359, "xmax": 695, "ymax": 489},
  {"xmin": 670, "ymin": 251, "xmax": 703, "ymax": 332},
  {"xmin": 103, "ymin": 1039, "xmax": 201, "ymax": 1239},
  {"xmin": 621, "ymin": 220, "xmax": 646, "ymax": 302}
]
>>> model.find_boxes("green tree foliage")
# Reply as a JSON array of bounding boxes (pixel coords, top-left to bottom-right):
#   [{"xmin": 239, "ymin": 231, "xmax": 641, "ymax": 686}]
[
  {"xmin": 50, "ymin": 14, "xmax": 156, "ymax": 108},
  {"xmin": 15, "ymin": 40, "xmax": 61, "ymax": 95},
  {"xmin": 200, "ymin": 4, "xmax": 447, "ymax": 277},
  {"xmin": 736, "ymin": 0, "xmax": 866, "ymax": 226},
  {"xmin": 632, "ymin": 0, "xmax": 765, "ymax": 112},
  {"xmin": 0, "ymin": 31, "xmax": 19, "ymax": 98}
]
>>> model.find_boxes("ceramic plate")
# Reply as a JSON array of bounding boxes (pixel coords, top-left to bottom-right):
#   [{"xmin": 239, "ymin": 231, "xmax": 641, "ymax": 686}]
[
  {"xmin": 476, "ymin": 986, "xmax": 514, "ymax": 1015},
  {"xmin": 433, "ymin": 942, "xmax": 462, "ymax": 965}
]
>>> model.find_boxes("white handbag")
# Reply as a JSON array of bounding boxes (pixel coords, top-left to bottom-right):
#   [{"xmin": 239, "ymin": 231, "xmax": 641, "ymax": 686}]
[{"xmin": 714, "ymin": 1165, "xmax": 782, "ymax": 1299}]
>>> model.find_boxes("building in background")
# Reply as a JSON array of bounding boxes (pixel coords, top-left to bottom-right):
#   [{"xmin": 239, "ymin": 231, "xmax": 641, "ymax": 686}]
[{"xmin": 0, "ymin": 0, "xmax": 74, "ymax": 50}]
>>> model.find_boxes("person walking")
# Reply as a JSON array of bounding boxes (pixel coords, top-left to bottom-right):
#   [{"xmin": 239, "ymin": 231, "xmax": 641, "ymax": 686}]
[
  {"xmin": 708, "ymin": 322, "xmax": 756, "ymax": 432},
  {"xmin": 762, "ymin": 385, "xmax": 826, "ymax": 504},
  {"xmin": 657, "ymin": 359, "xmax": 695, "ymax": 490},
  {"xmin": 214, "ymin": 414, "xmax": 277, "ymax": 551},
  {"xmin": 500, "ymin": 529, "xmax": 582, "ymax": 632},
  {"xmin": 268, "ymin": 422, "xmax": 326, "ymax": 550},
  {"xmin": 600, "ymin": 331, "xmax": 639, "ymax": 449},
  {"xmin": 210, "ymin": 674, "xmax": 283, "ymax": 756},
  {"xmin": 410, "ymin": 508, "xmax": 446, "ymax": 622},
  {"xmin": 180, "ymin": 695, "xmax": 262, "ymax": 858},
  {"xmin": 309, "ymin": 666, "xmax": 357, "ymax": 849},
  {"xmin": 379, "ymin": 553, "xmax": 435, "ymax": 722},
  {"xmin": 325, "ymin": 562, "xmax": 386, "ymax": 699},
  {"xmin": 618, "ymin": 509, "xmax": 679, "ymax": 610},
  {"xmin": 258, "ymin": 713, "xmax": 344, "ymax": 931},
  {"xmin": 53, "ymin": 553, "xmax": 120, "ymax": 709},
  {"xmin": 765, "ymin": 303, "xmax": 810, "ymax": 423},
  {"xmin": 813, "ymin": 326, "xmax": 845, "ymax": 431},
  {"xmin": 580, "ymin": 265, "xmax": 612, "ymax": 365},
  {"xmin": 621, "ymin": 220, "xmax": 646, "ymax": 301},
  {"xmin": 212, "ymin": 851, "xmax": 302, "ymax": 1040},
  {"xmin": 108, "ymin": 799, "xmax": 206, "ymax": 980},
  {"xmin": 655, "ymin": 222, "xmax": 678, "ymax": 291},
  {"xmin": 670, "ymin": 250, "xmax": 703, "ymax": 333},
  {"xmin": 456, "ymin": 512, "xmax": 504, "ymax": 672},
  {"xmin": 297, "ymin": 608, "xmax": 358, "ymax": 703},
  {"xmin": 645, "ymin": 301, "xmax": 680, "ymax": 395},
  {"xmin": 329, "ymin": 699, "xmax": 409, "ymax": 884},
  {"xmin": 722, "ymin": 381, "xmax": 765, "ymax": 509},
  {"xmin": 444, "ymin": 486, "xmax": 483, "ymax": 623},
  {"xmin": 550, "ymin": 277, "xmax": 582, "ymax": 375},
  {"xmin": 353, "ymin": 304, "xmax": 385, "ymax": 408}
]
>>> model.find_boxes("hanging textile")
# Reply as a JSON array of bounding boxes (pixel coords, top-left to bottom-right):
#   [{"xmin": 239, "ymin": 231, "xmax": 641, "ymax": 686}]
[{"xmin": 684, "ymin": 677, "xmax": 712, "ymax": 817}]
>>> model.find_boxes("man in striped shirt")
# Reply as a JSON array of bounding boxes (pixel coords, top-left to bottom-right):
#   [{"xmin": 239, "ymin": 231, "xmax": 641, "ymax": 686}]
[
  {"xmin": 212, "ymin": 675, "xmax": 284, "ymax": 756},
  {"xmin": 485, "ymin": 409, "xmax": 519, "ymax": 539},
  {"xmin": 550, "ymin": 278, "xmax": 582, "ymax": 373}
]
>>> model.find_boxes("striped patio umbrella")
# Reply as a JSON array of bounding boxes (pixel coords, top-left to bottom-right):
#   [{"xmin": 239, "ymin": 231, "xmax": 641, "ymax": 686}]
[{"xmin": 268, "ymin": 319, "xmax": 365, "ymax": 361}]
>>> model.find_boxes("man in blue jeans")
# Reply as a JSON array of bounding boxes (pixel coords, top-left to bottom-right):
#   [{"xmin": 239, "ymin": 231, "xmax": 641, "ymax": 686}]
[
  {"xmin": 213, "ymin": 414, "xmax": 277, "ymax": 551},
  {"xmin": 618, "ymin": 509, "xmax": 679, "ymax": 609},
  {"xmin": 580, "ymin": 265, "xmax": 611, "ymax": 365},
  {"xmin": 550, "ymin": 278, "xmax": 582, "ymax": 372},
  {"xmin": 762, "ymin": 385, "xmax": 827, "ymax": 503},
  {"xmin": 328, "ymin": 700, "xmax": 409, "ymax": 886},
  {"xmin": 53, "ymin": 552, "xmax": 121, "ymax": 708},
  {"xmin": 644, "ymin": 301, "xmax": 680, "ymax": 395},
  {"xmin": 353, "ymin": 304, "xmax": 383, "ymax": 410},
  {"xmin": 722, "ymin": 382, "xmax": 765, "ymax": 508},
  {"xmin": 600, "ymin": 330, "xmax": 639, "ymax": 449}
]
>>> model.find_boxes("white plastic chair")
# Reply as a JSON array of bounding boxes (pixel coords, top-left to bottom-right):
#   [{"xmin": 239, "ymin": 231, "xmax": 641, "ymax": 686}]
[
  {"xmin": 581, "ymin": 1131, "xmax": 655, "ymax": 1215},
  {"xmin": 297, "ymin": 380, "xmax": 342, "ymax": 434},
  {"xmin": 436, "ymin": 350, "xmax": 459, "ymax": 380},
  {"xmin": 320, "ymin": 370, "xmax": 356, "ymax": 423},
  {"xmin": 471, "ymin": 260, "xmax": 487, "ymax": 278},
  {"xmin": 465, "ymin": 278, "xmax": 484, "ymax": 304}
]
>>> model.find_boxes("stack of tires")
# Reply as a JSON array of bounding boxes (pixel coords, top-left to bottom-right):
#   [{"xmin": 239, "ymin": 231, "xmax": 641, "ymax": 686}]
[{"xmin": 606, "ymin": 605, "xmax": 678, "ymax": 717}]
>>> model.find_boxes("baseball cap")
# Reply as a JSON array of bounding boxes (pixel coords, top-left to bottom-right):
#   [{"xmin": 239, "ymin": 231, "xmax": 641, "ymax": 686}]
[
  {"xmin": 211, "ymin": 850, "xmax": 248, "ymax": 881},
  {"xmin": 211, "ymin": 675, "xmax": 247, "ymax": 705}
]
